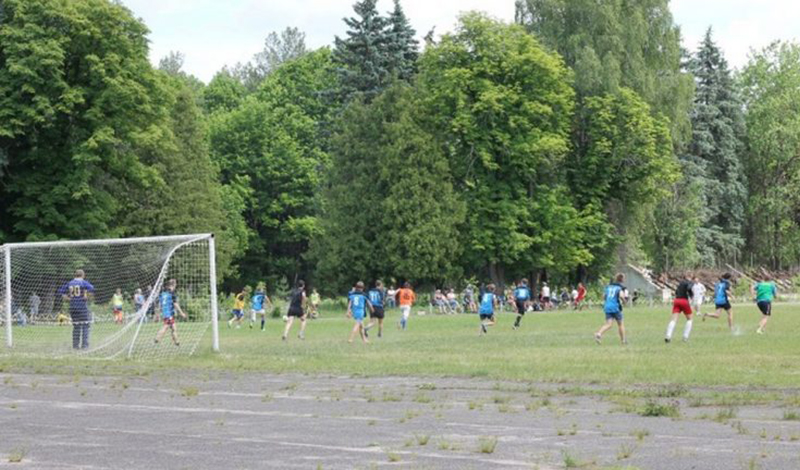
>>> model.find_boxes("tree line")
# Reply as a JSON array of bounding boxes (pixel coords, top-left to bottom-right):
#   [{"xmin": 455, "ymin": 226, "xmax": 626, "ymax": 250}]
[{"xmin": 2, "ymin": 0, "xmax": 800, "ymax": 293}]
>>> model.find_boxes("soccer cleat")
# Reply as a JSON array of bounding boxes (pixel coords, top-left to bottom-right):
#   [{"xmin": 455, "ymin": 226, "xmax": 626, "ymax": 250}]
[
  {"xmin": 665, "ymin": 338, "xmax": 671, "ymax": 343},
  {"xmin": 364, "ymin": 329, "xmax": 369, "ymax": 339},
  {"xmin": 756, "ymin": 329, "xmax": 763, "ymax": 335},
  {"xmin": 281, "ymin": 335, "xmax": 287, "ymax": 341},
  {"xmin": 175, "ymin": 342, "xmax": 180, "ymax": 347},
  {"xmin": 154, "ymin": 339, "xmax": 159, "ymax": 344},
  {"xmin": 298, "ymin": 332, "xmax": 305, "ymax": 340},
  {"xmin": 249, "ymin": 323, "xmax": 253, "ymax": 329},
  {"xmin": 594, "ymin": 333, "xmax": 601, "ymax": 344},
  {"xmin": 377, "ymin": 331, "xmax": 382, "ymax": 338},
  {"xmin": 682, "ymin": 337, "xmax": 689, "ymax": 342},
  {"xmin": 481, "ymin": 323, "xmax": 488, "ymax": 334}
]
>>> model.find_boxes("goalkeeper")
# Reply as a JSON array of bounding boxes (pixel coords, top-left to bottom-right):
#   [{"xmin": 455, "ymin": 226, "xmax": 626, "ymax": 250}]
[
  {"xmin": 154, "ymin": 279, "xmax": 187, "ymax": 346},
  {"xmin": 57, "ymin": 269, "xmax": 95, "ymax": 349}
]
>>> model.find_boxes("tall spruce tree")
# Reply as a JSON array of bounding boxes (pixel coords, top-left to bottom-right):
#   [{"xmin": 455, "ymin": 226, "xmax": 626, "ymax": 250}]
[
  {"xmin": 386, "ymin": 0, "xmax": 419, "ymax": 82},
  {"xmin": 688, "ymin": 28, "xmax": 747, "ymax": 264},
  {"xmin": 333, "ymin": 0, "xmax": 390, "ymax": 102}
]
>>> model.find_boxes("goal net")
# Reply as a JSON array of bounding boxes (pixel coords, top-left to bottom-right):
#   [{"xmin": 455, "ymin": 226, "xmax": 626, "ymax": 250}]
[{"xmin": 0, "ymin": 234, "xmax": 219, "ymax": 360}]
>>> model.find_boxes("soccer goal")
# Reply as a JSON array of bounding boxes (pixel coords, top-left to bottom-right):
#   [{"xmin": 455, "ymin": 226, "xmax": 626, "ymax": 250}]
[{"xmin": 0, "ymin": 234, "xmax": 219, "ymax": 360}]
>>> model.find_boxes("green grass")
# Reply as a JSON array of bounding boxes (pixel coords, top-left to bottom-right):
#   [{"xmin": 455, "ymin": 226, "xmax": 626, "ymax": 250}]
[{"xmin": 2, "ymin": 305, "xmax": 799, "ymax": 388}]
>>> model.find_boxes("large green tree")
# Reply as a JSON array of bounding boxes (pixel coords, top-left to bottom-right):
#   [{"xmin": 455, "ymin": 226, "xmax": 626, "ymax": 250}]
[
  {"xmin": 740, "ymin": 41, "xmax": 800, "ymax": 268},
  {"xmin": 0, "ymin": 0, "xmax": 171, "ymax": 241},
  {"xmin": 687, "ymin": 28, "xmax": 747, "ymax": 264},
  {"xmin": 515, "ymin": 0, "xmax": 693, "ymax": 145},
  {"xmin": 209, "ymin": 49, "xmax": 334, "ymax": 287},
  {"xmin": 313, "ymin": 83, "xmax": 464, "ymax": 293},
  {"xmin": 572, "ymin": 88, "xmax": 679, "ymax": 270},
  {"xmin": 419, "ymin": 13, "xmax": 588, "ymax": 283}
]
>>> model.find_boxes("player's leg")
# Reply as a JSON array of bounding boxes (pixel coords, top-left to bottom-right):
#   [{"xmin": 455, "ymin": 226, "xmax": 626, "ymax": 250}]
[
  {"xmin": 513, "ymin": 301, "xmax": 524, "ymax": 329},
  {"xmin": 360, "ymin": 320, "xmax": 369, "ymax": 343},
  {"xmin": 170, "ymin": 323, "xmax": 180, "ymax": 346},
  {"xmin": 298, "ymin": 315, "xmax": 307, "ymax": 340},
  {"xmin": 282, "ymin": 316, "xmax": 294, "ymax": 341},
  {"xmin": 726, "ymin": 307, "xmax": 733, "ymax": 330},
  {"xmin": 595, "ymin": 318, "xmax": 614, "ymax": 343},
  {"xmin": 617, "ymin": 319, "xmax": 626, "ymax": 344},
  {"xmin": 71, "ymin": 315, "xmax": 80, "ymax": 349},
  {"xmin": 757, "ymin": 303, "xmax": 769, "ymax": 333},
  {"xmin": 665, "ymin": 312, "xmax": 679, "ymax": 342},
  {"xmin": 348, "ymin": 321, "xmax": 360, "ymax": 343},
  {"xmin": 377, "ymin": 317, "xmax": 384, "ymax": 337},
  {"xmin": 683, "ymin": 313, "xmax": 693, "ymax": 341},
  {"xmin": 249, "ymin": 309, "xmax": 256, "ymax": 329}
]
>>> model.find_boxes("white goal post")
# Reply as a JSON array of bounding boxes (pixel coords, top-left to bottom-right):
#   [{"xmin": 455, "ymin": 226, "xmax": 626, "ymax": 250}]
[{"xmin": 0, "ymin": 233, "xmax": 219, "ymax": 359}]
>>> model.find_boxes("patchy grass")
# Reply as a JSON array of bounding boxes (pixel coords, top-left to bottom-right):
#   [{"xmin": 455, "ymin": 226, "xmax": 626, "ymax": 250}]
[
  {"xmin": 640, "ymin": 400, "xmax": 680, "ymax": 418},
  {"xmin": 477, "ymin": 436, "xmax": 498, "ymax": 454}
]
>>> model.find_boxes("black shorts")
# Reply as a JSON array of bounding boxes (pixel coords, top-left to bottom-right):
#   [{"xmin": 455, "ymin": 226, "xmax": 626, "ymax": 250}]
[
  {"xmin": 715, "ymin": 302, "xmax": 732, "ymax": 311},
  {"xmin": 479, "ymin": 313, "xmax": 494, "ymax": 321},
  {"xmin": 371, "ymin": 306, "xmax": 385, "ymax": 319},
  {"xmin": 757, "ymin": 301, "xmax": 772, "ymax": 316},
  {"xmin": 287, "ymin": 307, "xmax": 305, "ymax": 318},
  {"xmin": 515, "ymin": 300, "xmax": 527, "ymax": 315}
]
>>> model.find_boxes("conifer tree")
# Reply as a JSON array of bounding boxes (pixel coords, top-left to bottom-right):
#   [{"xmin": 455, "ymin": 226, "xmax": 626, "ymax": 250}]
[
  {"xmin": 333, "ymin": 0, "xmax": 390, "ymax": 102},
  {"xmin": 385, "ymin": 0, "xmax": 419, "ymax": 81},
  {"xmin": 688, "ymin": 28, "xmax": 747, "ymax": 263}
]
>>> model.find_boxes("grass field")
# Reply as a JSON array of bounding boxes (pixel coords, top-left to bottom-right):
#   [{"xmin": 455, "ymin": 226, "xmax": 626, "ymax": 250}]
[{"xmin": 2, "ymin": 303, "xmax": 798, "ymax": 389}]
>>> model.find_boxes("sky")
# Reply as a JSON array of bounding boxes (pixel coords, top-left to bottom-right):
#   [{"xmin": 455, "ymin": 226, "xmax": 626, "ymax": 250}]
[{"xmin": 120, "ymin": 0, "xmax": 800, "ymax": 83}]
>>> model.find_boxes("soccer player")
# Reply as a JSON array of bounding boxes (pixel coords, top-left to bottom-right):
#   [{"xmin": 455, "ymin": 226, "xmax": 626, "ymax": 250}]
[
  {"xmin": 112, "ymin": 288, "xmax": 124, "ymax": 324},
  {"xmin": 691, "ymin": 277, "xmax": 706, "ymax": 318},
  {"xmin": 512, "ymin": 279, "xmax": 532, "ymax": 330},
  {"xmin": 540, "ymin": 282, "xmax": 551, "ymax": 310},
  {"xmin": 154, "ymin": 279, "xmax": 187, "ymax": 346},
  {"xmin": 594, "ymin": 274, "xmax": 627, "ymax": 345},
  {"xmin": 478, "ymin": 283, "xmax": 498, "ymax": 335},
  {"xmin": 133, "ymin": 288, "xmax": 146, "ymax": 321},
  {"xmin": 282, "ymin": 280, "xmax": 308, "ymax": 341},
  {"xmin": 703, "ymin": 273, "xmax": 735, "ymax": 329},
  {"xmin": 57, "ymin": 269, "xmax": 95, "ymax": 350},
  {"xmin": 575, "ymin": 282, "xmax": 587, "ymax": 310},
  {"xmin": 665, "ymin": 274, "xmax": 694, "ymax": 343},
  {"xmin": 250, "ymin": 283, "xmax": 273, "ymax": 331},
  {"xmin": 228, "ymin": 287, "xmax": 249, "ymax": 329},
  {"xmin": 309, "ymin": 288, "xmax": 321, "ymax": 319},
  {"xmin": 396, "ymin": 282, "xmax": 416, "ymax": 330},
  {"xmin": 365, "ymin": 280, "xmax": 386, "ymax": 338},
  {"xmin": 29, "ymin": 292, "xmax": 40, "ymax": 324},
  {"xmin": 348, "ymin": 281, "xmax": 374, "ymax": 343},
  {"xmin": 753, "ymin": 277, "xmax": 777, "ymax": 334}
]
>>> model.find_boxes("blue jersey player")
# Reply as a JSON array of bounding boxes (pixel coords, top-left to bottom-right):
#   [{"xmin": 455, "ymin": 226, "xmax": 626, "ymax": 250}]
[
  {"xmin": 250, "ymin": 283, "xmax": 273, "ymax": 331},
  {"xmin": 512, "ymin": 279, "xmax": 532, "ymax": 330},
  {"xmin": 155, "ymin": 279, "xmax": 187, "ymax": 346},
  {"xmin": 365, "ymin": 280, "xmax": 386, "ymax": 338},
  {"xmin": 347, "ymin": 281, "xmax": 374, "ymax": 344},
  {"xmin": 478, "ymin": 284, "xmax": 498, "ymax": 335},
  {"xmin": 57, "ymin": 269, "xmax": 95, "ymax": 350},
  {"xmin": 595, "ymin": 273, "xmax": 628, "ymax": 345},
  {"xmin": 703, "ymin": 272, "xmax": 735, "ymax": 330}
]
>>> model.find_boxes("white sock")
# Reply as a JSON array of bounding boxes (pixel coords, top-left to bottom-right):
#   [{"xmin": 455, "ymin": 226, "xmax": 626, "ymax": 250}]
[
  {"xmin": 683, "ymin": 320, "xmax": 693, "ymax": 340},
  {"xmin": 666, "ymin": 320, "xmax": 676, "ymax": 339}
]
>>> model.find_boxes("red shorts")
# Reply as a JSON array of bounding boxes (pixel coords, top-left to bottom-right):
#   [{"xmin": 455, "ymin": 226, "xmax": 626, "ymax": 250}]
[
  {"xmin": 162, "ymin": 317, "xmax": 175, "ymax": 326},
  {"xmin": 672, "ymin": 298, "xmax": 692, "ymax": 317}
]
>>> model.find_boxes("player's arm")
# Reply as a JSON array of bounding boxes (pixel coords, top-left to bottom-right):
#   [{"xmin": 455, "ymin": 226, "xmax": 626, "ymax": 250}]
[
  {"xmin": 266, "ymin": 295, "xmax": 273, "ymax": 308},
  {"xmin": 367, "ymin": 298, "xmax": 374, "ymax": 314},
  {"xmin": 346, "ymin": 298, "xmax": 353, "ymax": 318},
  {"xmin": 174, "ymin": 300, "xmax": 187, "ymax": 319}
]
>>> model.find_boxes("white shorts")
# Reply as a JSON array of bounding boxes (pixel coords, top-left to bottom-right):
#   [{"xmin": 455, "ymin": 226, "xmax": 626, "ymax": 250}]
[
  {"xmin": 691, "ymin": 296, "xmax": 704, "ymax": 308},
  {"xmin": 251, "ymin": 309, "xmax": 265, "ymax": 320}
]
